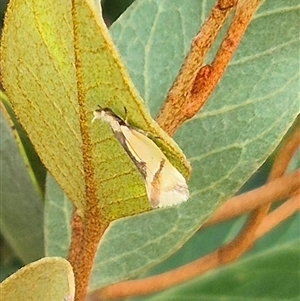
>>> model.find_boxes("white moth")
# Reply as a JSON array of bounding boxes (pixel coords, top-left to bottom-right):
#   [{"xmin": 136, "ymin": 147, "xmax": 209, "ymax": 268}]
[{"xmin": 92, "ymin": 107, "xmax": 189, "ymax": 208}]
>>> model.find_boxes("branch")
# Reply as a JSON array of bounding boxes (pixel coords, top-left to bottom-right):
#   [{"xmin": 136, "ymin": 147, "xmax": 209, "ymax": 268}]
[
  {"xmin": 217, "ymin": 115, "xmax": 300, "ymax": 284},
  {"xmin": 219, "ymin": 118, "xmax": 300, "ymax": 267},
  {"xmin": 68, "ymin": 209, "xmax": 84, "ymax": 265},
  {"xmin": 157, "ymin": 0, "xmax": 262, "ymax": 135},
  {"xmin": 204, "ymin": 170, "xmax": 300, "ymax": 227},
  {"xmin": 255, "ymin": 193, "xmax": 300, "ymax": 239},
  {"xmin": 157, "ymin": 0, "xmax": 238, "ymax": 135},
  {"xmin": 268, "ymin": 122, "xmax": 300, "ymax": 180}
]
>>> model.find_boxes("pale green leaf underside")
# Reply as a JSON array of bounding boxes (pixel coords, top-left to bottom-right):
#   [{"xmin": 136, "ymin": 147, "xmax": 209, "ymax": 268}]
[
  {"xmin": 1, "ymin": 0, "xmax": 190, "ymax": 221},
  {"xmin": 0, "ymin": 99, "xmax": 44, "ymax": 263},
  {"xmin": 0, "ymin": 257, "xmax": 74, "ymax": 301},
  {"xmin": 89, "ymin": 0, "xmax": 300, "ymax": 288}
]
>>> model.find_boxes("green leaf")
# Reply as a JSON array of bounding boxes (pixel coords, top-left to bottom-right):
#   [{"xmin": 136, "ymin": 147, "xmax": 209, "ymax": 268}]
[
  {"xmin": 0, "ymin": 101, "xmax": 44, "ymax": 263},
  {"xmin": 135, "ymin": 213, "xmax": 300, "ymax": 301},
  {"xmin": 88, "ymin": 0, "xmax": 300, "ymax": 288},
  {"xmin": 1, "ymin": 0, "xmax": 190, "ymax": 222},
  {"xmin": 0, "ymin": 257, "xmax": 74, "ymax": 301},
  {"xmin": 44, "ymin": 174, "xmax": 73, "ymax": 259},
  {"xmin": 111, "ymin": 0, "xmax": 206, "ymax": 116},
  {"xmin": 1, "ymin": 91, "xmax": 46, "ymax": 191}
]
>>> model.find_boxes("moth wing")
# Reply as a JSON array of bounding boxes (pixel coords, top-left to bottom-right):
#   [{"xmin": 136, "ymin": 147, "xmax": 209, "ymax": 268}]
[
  {"xmin": 120, "ymin": 127, "xmax": 189, "ymax": 208},
  {"xmin": 119, "ymin": 126, "xmax": 164, "ymax": 179},
  {"xmin": 150, "ymin": 158, "xmax": 189, "ymax": 208}
]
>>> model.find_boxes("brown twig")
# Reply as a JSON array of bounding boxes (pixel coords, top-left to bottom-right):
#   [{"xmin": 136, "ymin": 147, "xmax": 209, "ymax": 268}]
[
  {"xmin": 204, "ymin": 170, "xmax": 300, "ymax": 227},
  {"xmin": 218, "ymin": 111, "xmax": 300, "ymax": 297},
  {"xmin": 268, "ymin": 123, "xmax": 300, "ymax": 180},
  {"xmin": 87, "ymin": 249, "xmax": 220, "ymax": 301},
  {"xmin": 219, "ymin": 110, "xmax": 300, "ymax": 276},
  {"xmin": 195, "ymin": 0, "xmax": 299, "ymax": 283},
  {"xmin": 243, "ymin": 117, "xmax": 300, "ymax": 253},
  {"xmin": 241, "ymin": 116, "xmax": 300, "ymax": 260},
  {"xmin": 157, "ymin": 0, "xmax": 262, "ymax": 136},
  {"xmin": 68, "ymin": 209, "xmax": 84, "ymax": 266},
  {"xmin": 157, "ymin": 0, "xmax": 238, "ymax": 135},
  {"xmin": 255, "ymin": 193, "xmax": 300, "ymax": 240},
  {"xmin": 73, "ymin": 212, "xmax": 108, "ymax": 301},
  {"xmin": 216, "ymin": 114, "xmax": 300, "ymax": 291}
]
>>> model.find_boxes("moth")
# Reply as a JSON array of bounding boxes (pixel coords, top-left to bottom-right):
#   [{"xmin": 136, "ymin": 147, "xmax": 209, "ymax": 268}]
[{"xmin": 92, "ymin": 106, "xmax": 189, "ymax": 208}]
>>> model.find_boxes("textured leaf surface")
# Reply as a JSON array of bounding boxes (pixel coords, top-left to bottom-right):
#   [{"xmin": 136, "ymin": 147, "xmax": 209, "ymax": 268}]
[
  {"xmin": 44, "ymin": 174, "xmax": 73, "ymax": 259},
  {"xmin": 0, "ymin": 257, "xmax": 74, "ymax": 301},
  {"xmin": 88, "ymin": 0, "xmax": 300, "ymax": 288},
  {"xmin": 1, "ymin": 0, "xmax": 190, "ymax": 221},
  {"xmin": 0, "ymin": 100, "xmax": 44, "ymax": 263},
  {"xmin": 136, "ymin": 212, "xmax": 300, "ymax": 301},
  {"xmin": 111, "ymin": 0, "xmax": 205, "ymax": 116}
]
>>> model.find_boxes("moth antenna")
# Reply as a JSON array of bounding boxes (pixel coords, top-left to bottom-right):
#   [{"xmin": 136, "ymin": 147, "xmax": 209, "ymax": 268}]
[{"xmin": 124, "ymin": 106, "xmax": 128, "ymax": 123}]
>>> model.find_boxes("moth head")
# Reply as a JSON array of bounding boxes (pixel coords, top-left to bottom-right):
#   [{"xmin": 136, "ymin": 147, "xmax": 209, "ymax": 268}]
[{"xmin": 92, "ymin": 106, "xmax": 120, "ymax": 124}]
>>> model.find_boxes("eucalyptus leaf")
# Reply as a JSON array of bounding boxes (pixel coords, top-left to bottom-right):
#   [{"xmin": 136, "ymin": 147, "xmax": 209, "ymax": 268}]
[
  {"xmin": 0, "ymin": 103, "xmax": 44, "ymax": 263},
  {"xmin": 1, "ymin": 0, "xmax": 190, "ymax": 222},
  {"xmin": 1, "ymin": 91, "xmax": 46, "ymax": 191},
  {"xmin": 111, "ymin": 0, "xmax": 207, "ymax": 116},
  {"xmin": 44, "ymin": 174, "xmax": 73, "ymax": 259},
  {"xmin": 0, "ymin": 257, "xmax": 74, "ymax": 301}
]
